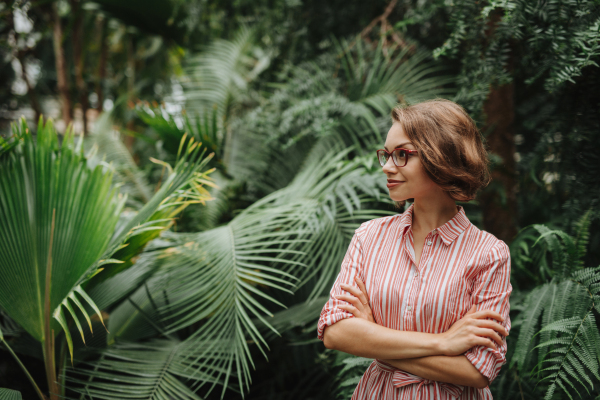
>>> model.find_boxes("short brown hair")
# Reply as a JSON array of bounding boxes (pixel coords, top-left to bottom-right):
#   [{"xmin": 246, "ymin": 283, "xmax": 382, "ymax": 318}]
[{"xmin": 391, "ymin": 99, "xmax": 491, "ymax": 202}]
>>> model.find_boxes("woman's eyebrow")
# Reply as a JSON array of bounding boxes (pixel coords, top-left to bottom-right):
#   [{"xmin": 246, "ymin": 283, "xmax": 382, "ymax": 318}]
[{"xmin": 384, "ymin": 142, "xmax": 413, "ymax": 151}]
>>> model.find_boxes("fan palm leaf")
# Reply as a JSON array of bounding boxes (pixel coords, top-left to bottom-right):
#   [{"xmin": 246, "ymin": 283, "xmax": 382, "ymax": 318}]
[
  {"xmin": 0, "ymin": 117, "xmax": 214, "ymax": 371},
  {"xmin": 0, "ymin": 389, "xmax": 22, "ymax": 400},
  {"xmin": 66, "ymin": 339, "xmax": 225, "ymax": 400},
  {"xmin": 81, "ymin": 140, "xmax": 390, "ymax": 399},
  {"xmin": 183, "ymin": 26, "xmax": 271, "ymax": 121},
  {"xmin": 88, "ymin": 113, "xmax": 154, "ymax": 203},
  {"xmin": 0, "ymin": 118, "xmax": 125, "ymax": 344},
  {"xmin": 335, "ymin": 37, "xmax": 455, "ymax": 114}
]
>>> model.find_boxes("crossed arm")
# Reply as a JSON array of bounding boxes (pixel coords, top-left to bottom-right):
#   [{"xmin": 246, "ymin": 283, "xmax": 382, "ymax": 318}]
[
  {"xmin": 323, "ymin": 318, "xmax": 491, "ymax": 388},
  {"xmin": 322, "ymin": 277, "xmax": 509, "ymax": 389}
]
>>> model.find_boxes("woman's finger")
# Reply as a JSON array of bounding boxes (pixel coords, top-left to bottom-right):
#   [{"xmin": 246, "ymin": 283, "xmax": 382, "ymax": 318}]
[
  {"xmin": 474, "ymin": 319, "xmax": 509, "ymax": 336},
  {"xmin": 473, "ymin": 327, "xmax": 504, "ymax": 346},
  {"xmin": 340, "ymin": 284, "xmax": 368, "ymax": 306},
  {"xmin": 338, "ymin": 304, "xmax": 359, "ymax": 316},
  {"xmin": 465, "ymin": 304, "xmax": 477, "ymax": 315},
  {"xmin": 475, "ymin": 336, "xmax": 497, "ymax": 351},
  {"xmin": 354, "ymin": 276, "xmax": 370, "ymax": 303},
  {"xmin": 470, "ymin": 309, "xmax": 504, "ymax": 322},
  {"xmin": 335, "ymin": 294, "xmax": 362, "ymax": 309}
]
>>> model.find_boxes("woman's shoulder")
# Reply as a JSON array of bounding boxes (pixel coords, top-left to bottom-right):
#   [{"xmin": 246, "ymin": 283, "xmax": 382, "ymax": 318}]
[
  {"xmin": 354, "ymin": 213, "xmax": 405, "ymax": 239},
  {"xmin": 466, "ymin": 224, "xmax": 511, "ymax": 264}
]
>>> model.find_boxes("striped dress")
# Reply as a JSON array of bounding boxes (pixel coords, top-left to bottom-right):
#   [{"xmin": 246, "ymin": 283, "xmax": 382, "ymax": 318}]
[{"xmin": 317, "ymin": 204, "xmax": 512, "ymax": 400}]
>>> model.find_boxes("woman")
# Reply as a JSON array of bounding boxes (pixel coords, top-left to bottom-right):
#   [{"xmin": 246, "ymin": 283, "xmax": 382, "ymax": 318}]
[{"xmin": 317, "ymin": 99, "xmax": 512, "ymax": 400}]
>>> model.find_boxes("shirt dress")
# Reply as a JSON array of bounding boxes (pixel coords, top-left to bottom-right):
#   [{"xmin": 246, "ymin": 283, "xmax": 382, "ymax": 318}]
[{"xmin": 317, "ymin": 203, "xmax": 512, "ymax": 400}]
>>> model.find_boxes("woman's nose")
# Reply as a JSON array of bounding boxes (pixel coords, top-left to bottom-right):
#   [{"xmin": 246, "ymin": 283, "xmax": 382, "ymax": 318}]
[{"xmin": 382, "ymin": 156, "xmax": 398, "ymax": 174}]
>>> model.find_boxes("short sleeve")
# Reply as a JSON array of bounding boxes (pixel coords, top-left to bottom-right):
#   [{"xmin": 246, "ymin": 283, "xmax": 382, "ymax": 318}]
[
  {"xmin": 465, "ymin": 240, "xmax": 512, "ymax": 386},
  {"xmin": 317, "ymin": 226, "xmax": 365, "ymax": 341}
]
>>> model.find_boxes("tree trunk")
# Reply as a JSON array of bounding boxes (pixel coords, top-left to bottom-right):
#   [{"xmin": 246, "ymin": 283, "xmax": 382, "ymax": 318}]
[
  {"xmin": 95, "ymin": 15, "xmax": 107, "ymax": 112},
  {"xmin": 51, "ymin": 3, "xmax": 72, "ymax": 128},
  {"xmin": 480, "ymin": 83, "xmax": 518, "ymax": 243},
  {"xmin": 478, "ymin": 8, "xmax": 518, "ymax": 244},
  {"xmin": 125, "ymin": 34, "xmax": 136, "ymax": 152},
  {"xmin": 70, "ymin": 0, "xmax": 88, "ymax": 134}
]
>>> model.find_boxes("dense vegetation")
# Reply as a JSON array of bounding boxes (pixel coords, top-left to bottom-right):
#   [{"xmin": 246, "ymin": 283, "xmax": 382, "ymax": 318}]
[{"xmin": 1, "ymin": 0, "xmax": 599, "ymax": 399}]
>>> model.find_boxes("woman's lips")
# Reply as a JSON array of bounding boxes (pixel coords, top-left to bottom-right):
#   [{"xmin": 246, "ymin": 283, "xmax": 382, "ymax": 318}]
[{"xmin": 386, "ymin": 179, "xmax": 405, "ymax": 188}]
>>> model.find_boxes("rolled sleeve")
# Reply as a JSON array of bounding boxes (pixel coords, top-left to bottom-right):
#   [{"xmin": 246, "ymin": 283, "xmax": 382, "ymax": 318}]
[
  {"xmin": 317, "ymin": 226, "xmax": 365, "ymax": 341},
  {"xmin": 465, "ymin": 240, "xmax": 512, "ymax": 385}
]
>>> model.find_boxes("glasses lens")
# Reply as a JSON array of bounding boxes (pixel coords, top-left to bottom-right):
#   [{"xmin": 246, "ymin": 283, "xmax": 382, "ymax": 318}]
[
  {"xmin": 392, "ymin": 149, "xmax": 407, "ymax": 167},
  {"xmin": 377, "ymin": 150, "xmax": 388, "ymax": 167}
]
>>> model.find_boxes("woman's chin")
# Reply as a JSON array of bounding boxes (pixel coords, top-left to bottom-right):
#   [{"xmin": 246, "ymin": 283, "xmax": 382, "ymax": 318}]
[{"xmin": 389, "ymin": 193, "xmax": 410, "ymax": 202}]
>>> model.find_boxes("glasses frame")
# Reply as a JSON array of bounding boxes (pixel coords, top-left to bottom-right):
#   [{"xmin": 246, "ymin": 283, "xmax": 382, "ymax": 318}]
[{"xmin": 376, "ymin": 148, "xmax": 419, "ymax": 168}]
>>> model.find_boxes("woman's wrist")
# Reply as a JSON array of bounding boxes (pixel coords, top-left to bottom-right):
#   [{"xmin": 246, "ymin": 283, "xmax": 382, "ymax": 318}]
[{"xmin": 430, "ymin": 332, "xmax": 448, "ymax": 356}]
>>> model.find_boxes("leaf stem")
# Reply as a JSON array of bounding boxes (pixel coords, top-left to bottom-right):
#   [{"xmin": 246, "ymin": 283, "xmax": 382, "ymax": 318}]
[
  {"xmin": 43, "ymin": 209, "xmax": 59, "ymax": 400},
  {"xmin": 1, "ymin": 338, "xmax": 46, "ymax": 400}
]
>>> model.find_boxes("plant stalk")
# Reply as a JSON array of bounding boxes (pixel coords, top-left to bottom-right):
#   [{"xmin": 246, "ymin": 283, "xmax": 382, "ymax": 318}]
[
  {"xmin": 1, "ymin": 338, "xmax": 46, "ymax": 400},
  {"xmin": 43, "ymin": 209, "xmax": 60, "ymax": 400}
]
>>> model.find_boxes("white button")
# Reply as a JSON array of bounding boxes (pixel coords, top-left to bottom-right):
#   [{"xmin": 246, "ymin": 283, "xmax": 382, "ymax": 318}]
[
  {"xmin": 432, "ymin": 229, "xmax": 437, "ymax": 234},
  {"xmin": 414, "ymin": 272, "xmax": 418, "ymax": 277},
  {"xmin": 426, "ymin": 241, "xmax": 433, "ymax": 245},
  {"xmin": 406, "ymin": 306, "xmax": 412, "ymax": 311}
]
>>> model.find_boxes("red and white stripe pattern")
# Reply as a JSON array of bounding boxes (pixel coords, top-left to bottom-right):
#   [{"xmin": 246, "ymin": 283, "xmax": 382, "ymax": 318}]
[{"xmin": 317, "ymin": 204, "xmax": 512, "ymax": 399}]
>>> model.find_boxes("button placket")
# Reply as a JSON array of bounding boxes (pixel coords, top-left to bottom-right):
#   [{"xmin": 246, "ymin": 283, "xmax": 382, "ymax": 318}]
[{"xmin": 407, "ymin": 233, "xmax": 434, "ymax": 319}]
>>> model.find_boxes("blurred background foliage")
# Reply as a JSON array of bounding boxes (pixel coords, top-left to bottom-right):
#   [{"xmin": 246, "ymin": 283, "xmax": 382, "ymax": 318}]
[{"xmin": 0, "ymin": 0, "xmax": 599, "ymax": 399}]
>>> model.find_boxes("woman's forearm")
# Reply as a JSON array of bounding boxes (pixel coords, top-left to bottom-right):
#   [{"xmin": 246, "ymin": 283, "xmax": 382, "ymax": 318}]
[
  {"xmin": 322, "ymin": 318, "xmax": 443, "ymax": 360},
  {"xmin": 380, "ymin": 355, "xmax": 489, "ymax": 389}
]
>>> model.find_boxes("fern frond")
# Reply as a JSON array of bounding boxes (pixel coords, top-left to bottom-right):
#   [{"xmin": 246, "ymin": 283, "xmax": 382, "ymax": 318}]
[
  {"xmin": 534, "ymin": 312, "xmax": 600, "ymax": 400},
  {"xmin": 511, "ymin": 283, "xmax": 552, "ymax": 369},
  {"xmin": 571, "ymin": 208, "xmax": 594, "ymax": 267}
]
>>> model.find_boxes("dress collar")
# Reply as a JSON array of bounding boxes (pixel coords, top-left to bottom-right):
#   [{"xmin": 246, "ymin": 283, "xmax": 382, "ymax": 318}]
[{"xmin": 398, "ymin": 203, "xmax": 471, "ymax": 245}]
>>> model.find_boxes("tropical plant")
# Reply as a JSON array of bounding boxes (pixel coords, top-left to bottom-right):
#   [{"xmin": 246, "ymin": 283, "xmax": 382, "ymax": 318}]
[
  {"xmin": 64, "ymin": 141, "xmax": 390, "ymax": 399},
  {"xmin": 0, "ymin": 117, "xmax": 214, "ymax": 400},
  {"xmin": 0, "ymin": 388, "xmax": 22, "ymax": 400},
  {"xmin": 509, "ymin": 209, "xmax": 600, "ymax": 400},
  {"xmin": 0, "ymin": 25, "xmax": 469, "ymax": 400}
]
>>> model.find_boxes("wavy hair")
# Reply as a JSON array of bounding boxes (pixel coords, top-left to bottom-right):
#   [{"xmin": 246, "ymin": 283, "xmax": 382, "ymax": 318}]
[{"xmin": 391, "ymin": 99, "xmax": 491, "ymax": 203}]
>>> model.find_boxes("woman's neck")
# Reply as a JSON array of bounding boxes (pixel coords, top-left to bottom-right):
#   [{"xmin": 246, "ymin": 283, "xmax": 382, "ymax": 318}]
[{"xmin": 412, "ymin": 193, "xmax": 458, "ymax": 234}]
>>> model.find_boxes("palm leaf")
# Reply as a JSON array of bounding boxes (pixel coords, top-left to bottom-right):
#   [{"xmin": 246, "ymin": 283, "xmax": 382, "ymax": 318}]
[
  {"xmin": 0, "ymin": 117, "xmax": 215, "ymax": 362},
  {"xmin": 335, "ymin": 36, "xmax": 455, "ymax": 112},
  {"xmin": 0, "ymin": 389, "xmax": 22, "ymax": 400},
  {"xmin": 88, "ymin": 113, "xmax": 154, "ymax": 203},
  {"xmin": 0, "ymin": 118, "xmax": 125, "ymax": 343},
  {"xmin": 66, "ymin": 339, "xmax": 223, "ymax": 400},
  {"xmin": 101, "ymin": 142, "xmax": 390, "ymax": 398},
  {"xmin": 183, "ymin": 26, "xmax": 271, "ymax": 122}
]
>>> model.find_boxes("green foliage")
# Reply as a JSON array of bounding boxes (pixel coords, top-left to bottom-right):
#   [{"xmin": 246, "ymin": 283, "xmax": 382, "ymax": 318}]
[
  {"xmin": 67, "ymin": 340, "xmax": 217, "ymax": 400},
  {"xmin": 0, "ymin": 389, "xmax": 21, "ymax": 400},
  {"xmin": 0, "ymin": 118, "xmax": 124, "ymax": 343},
  {"xmin": 4, "ymin": 2, "xmax": 599, "ymax": 398},
  {"xmin": 333, "ymin": 354, "xmax": 373, "ymax": 399},
  {"xmin": 0, "ymin": 116, "xmax": 214, "ymax": 391},
  {"xmin": 435, "ymin": 0, "xmax": 600, "ymax": 111},
  {"xmin": 509, "ymin": 211, "xmax": 600, "ymax": 400},
  {"xmin": 182, "ymin": 25, "xmax": 272, "ymax": 123},
  {"xmin": 230, "ymin": 36, "xmax": 453, "ymax": 198}
]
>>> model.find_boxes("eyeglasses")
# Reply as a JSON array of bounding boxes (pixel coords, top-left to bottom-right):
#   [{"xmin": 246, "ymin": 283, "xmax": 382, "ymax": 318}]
[{"xmin": 376, "ymin": 148, "xmax": 418, "ymax": 167}]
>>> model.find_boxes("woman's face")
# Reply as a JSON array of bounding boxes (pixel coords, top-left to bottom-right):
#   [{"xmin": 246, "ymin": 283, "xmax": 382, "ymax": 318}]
[{"xmin": 382, "ymin": 122, "xmax": 439, "ymax": 202}]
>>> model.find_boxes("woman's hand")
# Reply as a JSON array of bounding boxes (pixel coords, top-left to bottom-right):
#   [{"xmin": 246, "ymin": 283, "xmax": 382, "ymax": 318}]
[
  {"xmin": 438, "ymin": 305, "xmax": 509, "ymax": 356},
  {"xmin": 335, "ymin": 276, "xmax": 375, "ymax": 323}
]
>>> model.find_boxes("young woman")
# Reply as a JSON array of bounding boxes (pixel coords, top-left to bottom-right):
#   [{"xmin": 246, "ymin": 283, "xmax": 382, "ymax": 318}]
[{"xmin": 317, "ymin": 99, "xmax": 512, "ymax": 400}]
